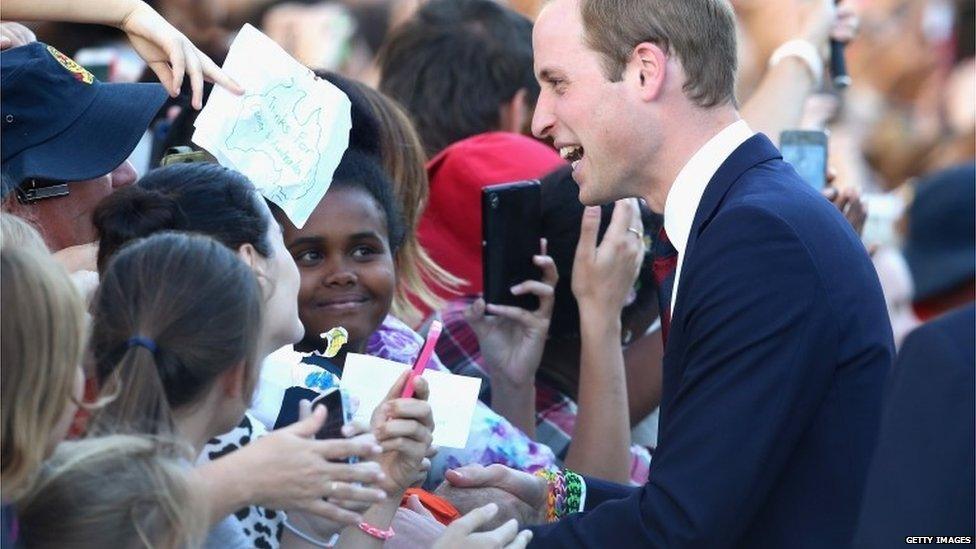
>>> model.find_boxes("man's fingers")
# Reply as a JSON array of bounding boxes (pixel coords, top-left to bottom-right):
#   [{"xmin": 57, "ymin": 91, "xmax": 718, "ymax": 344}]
[
  {"xmin": 444, "ymin": 464, "xmax": 503, "ymax": 488},
  {"xmin": 607, "ymin": 198, "xmax": 637, "ymax": 237},
  {"xmin": 450, "ymin": 503, "xmax": 499, "ymax": 535},
  {"xmin": 575, "ymin": 206, "xmax": 601, "ymax": 263}
]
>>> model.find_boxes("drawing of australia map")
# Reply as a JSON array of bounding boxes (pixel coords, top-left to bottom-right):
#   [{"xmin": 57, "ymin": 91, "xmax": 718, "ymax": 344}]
[
  {"xmin": 226, "ymin": 78, "xmax": 326, "ymax": 202},
  {"xmin": 191, "ymin": 24, "xmax": 351, "ymax": 228}
]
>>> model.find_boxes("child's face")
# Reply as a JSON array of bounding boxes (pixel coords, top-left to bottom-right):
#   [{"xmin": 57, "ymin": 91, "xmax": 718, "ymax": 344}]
[{"xmin": 282, "ymin": 187, "xmax": 396, "ymax": 350}]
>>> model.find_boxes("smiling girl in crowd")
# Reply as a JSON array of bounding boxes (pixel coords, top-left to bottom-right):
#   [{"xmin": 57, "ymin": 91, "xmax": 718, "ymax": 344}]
[{"xmin": 270, "ymin": 147, "xmax": 558, "ymax": 488}]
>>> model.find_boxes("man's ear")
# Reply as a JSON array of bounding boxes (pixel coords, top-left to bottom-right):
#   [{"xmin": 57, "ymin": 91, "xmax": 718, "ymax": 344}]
[
  {"xmin": 498, "ymin": 88, "xmax": 529, "ymax": 134},
  {"xmin": 631, "ymin": 42, "xmax": 668, "ymax": 102}
]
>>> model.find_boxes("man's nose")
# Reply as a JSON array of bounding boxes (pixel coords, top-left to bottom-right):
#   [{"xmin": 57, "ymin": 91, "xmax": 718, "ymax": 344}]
[
  {"xmin": 531, "ymin": 90, "xmax": 556, "ymax": 139},
  {"xmin": 110, "ymin": 160, "xmax": 138, "ymax": 189}
]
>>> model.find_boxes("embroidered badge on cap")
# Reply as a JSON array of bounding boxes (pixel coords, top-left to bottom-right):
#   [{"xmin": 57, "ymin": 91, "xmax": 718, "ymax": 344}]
[{"xmin": 46, "ymin": 45, "xmax": 94, "ymax": 85}]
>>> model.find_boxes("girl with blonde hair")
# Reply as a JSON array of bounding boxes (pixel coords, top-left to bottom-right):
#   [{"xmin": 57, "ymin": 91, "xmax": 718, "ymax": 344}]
[
  {"xmin": 0, "ymin": 245, "xmax": 87, "ymax": 543},
  {"xmin": 16, "ymin": 435, "xmax": 207, "ymax": 549}
]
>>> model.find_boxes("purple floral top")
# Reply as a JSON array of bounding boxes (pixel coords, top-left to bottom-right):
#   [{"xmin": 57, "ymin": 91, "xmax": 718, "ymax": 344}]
[{"xmin": 367, "ymin": 315, "xmax": 557, "ymax": 487}]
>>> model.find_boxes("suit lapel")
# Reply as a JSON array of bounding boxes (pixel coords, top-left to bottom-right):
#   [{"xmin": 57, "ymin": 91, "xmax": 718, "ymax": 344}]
[{"xmin": 665, "ymin": 133, "xmax": 782, "ymax": 357}]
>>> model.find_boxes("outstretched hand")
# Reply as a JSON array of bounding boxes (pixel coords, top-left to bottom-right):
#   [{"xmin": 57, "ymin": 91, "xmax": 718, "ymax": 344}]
[
  {"xmin": 222, "ymin": 405, "xmax": 388, "ymax": 525},
  {"xmin": 118, "ymin": 1, "xmax": 242, "ymax": 109},
  {"xmin": 441, "ymin": 464, "xmax": 548, "ymax": 524},
  {"xmin": 465, "ymin": 240, "xmax": 558, "ymax": 386}
]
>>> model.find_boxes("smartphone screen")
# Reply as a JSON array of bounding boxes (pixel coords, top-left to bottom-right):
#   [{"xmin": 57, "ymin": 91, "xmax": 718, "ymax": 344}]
[
  {"xmin": 482, "ymin": 181, "xmax": 542, "ymax": 311},
  {"xmin": 311, "ymin": 388, "xmax": 348, "ymax": 440},
  {"xmin": 780, "ymin": 130, "xmax": 828, "ymax": 190}
]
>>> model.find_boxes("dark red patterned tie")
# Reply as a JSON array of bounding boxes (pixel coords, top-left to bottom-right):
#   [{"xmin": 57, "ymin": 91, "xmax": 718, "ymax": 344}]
[{"xmin": 651, "ymin": 227, "xmax": 678, "ymax": 346}]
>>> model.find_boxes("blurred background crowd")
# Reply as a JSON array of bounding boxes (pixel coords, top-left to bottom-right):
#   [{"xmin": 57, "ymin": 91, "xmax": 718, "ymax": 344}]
[{"xmin": 18, "ymin": 0, "xmax": 976, "ymax": 339}]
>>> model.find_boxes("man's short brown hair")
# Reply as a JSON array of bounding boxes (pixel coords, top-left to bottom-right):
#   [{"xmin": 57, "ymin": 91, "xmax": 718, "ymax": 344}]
[{"xmin": 580, "ymin": 0, "xmax": 738, "ymax": 108}]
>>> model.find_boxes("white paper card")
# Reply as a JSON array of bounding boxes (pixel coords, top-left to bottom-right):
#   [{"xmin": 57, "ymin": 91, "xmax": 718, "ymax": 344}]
[
  {"xmin": 340, "ymin": 353, "xmax": 482, "ymax": 449},
  {"xmin": 192, "ymin": 24, "xmax": 351, "ymax": 228}
]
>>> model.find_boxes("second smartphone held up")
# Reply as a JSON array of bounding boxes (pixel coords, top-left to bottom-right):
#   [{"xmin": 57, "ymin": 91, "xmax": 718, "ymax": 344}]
[{"xmin": 482, "ymin": 180, "xmax": 542, "ymax": 311}]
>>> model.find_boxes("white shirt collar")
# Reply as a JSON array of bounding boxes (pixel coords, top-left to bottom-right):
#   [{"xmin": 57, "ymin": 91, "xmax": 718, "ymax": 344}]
[{"xmin": 663, "ymin": 120, "xmax": 754, "ymax": 255}]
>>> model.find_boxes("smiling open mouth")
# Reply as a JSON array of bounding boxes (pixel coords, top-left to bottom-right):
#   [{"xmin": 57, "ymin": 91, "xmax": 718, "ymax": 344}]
[
  {"xmin": 559, "ymin": 145, "xmax": 584, "ymax": 171},
  {"xmin": 559, "ymin": 145, "xmax": 584, "ymax": 163}
]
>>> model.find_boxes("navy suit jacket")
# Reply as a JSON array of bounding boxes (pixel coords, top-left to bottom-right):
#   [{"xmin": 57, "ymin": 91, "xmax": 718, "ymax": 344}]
[
  {"xmin": 854, "ymin": 304, "xmax": 975, "ymax": 547},
  {"xmin": 529, "ymin": 134, "xmax": 894, "ymax": 548}
]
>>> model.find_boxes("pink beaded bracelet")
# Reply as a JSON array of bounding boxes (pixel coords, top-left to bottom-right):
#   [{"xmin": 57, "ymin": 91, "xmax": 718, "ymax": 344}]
[{"xmin": 357, "ymin": 521, "xmax": 395, "ymax": 541}]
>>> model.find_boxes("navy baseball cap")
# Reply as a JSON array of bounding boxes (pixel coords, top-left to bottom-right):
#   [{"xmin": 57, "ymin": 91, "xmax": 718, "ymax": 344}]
[
  {"xmin": 903, "ymin": 162, "xmax": 976, "ymax": 302},
  {"xmin": 1, "ymin": 42, "xmax": 168, "ymax": 196}
]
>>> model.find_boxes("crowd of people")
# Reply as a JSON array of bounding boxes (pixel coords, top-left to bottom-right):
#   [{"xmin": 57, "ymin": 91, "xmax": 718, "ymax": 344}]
[{"xmin": 0, "ymin": 0, "xmax": 973, "ymax": 547}]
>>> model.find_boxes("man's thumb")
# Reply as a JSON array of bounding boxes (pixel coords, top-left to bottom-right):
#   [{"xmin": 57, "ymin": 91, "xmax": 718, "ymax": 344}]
[{"xmin": 445, "ymin": 465, "xmax": 490, "ymax": 487}]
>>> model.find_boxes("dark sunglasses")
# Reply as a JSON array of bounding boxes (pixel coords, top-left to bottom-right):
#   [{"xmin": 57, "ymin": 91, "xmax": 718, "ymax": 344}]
[{"xmin": 15, "ymin": 178, "xmax": 69, "ymax": 204}]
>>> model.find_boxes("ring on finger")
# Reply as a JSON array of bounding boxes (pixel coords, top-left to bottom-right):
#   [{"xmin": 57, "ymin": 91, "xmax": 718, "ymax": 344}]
[{"xmin": 627, "ymin": 227, "xmax": 642, "ymax": 238}]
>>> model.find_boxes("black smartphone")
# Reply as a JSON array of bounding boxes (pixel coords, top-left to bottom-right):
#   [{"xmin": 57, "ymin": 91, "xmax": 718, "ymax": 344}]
[
  {"xmin": 311, "ymin": 388, "xmax": 351, "ymax": 440},
  {"xmin": 780, "ymin": 130, "xmax": 829, "ymax": 190},
  {"xmin": 482, "ymin": 180, "xmax": 542, "ymax": 311}
]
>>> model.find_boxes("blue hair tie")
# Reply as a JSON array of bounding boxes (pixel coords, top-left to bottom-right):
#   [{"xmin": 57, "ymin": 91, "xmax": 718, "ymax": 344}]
[{"xmin": 126, "ymin": 336, "xmax": 158, "ymax": 354}]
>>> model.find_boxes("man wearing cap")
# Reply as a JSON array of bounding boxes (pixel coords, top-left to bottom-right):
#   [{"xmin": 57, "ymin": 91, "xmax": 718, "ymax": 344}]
[{"xmin": 1, "ymin": 42, "xmax": 168, "ymax": 251}]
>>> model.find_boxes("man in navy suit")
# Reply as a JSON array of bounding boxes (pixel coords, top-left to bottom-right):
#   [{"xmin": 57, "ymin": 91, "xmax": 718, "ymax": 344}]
[
  {"xmin": 854, "ymin": 304, "xmax": 975, "ymax": 547},
  {"xmin": 441, "ymin": 0, "xmax": 894, "ymax": 547}
]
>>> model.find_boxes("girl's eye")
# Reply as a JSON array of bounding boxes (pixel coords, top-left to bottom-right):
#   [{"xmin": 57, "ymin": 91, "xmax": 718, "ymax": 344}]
[
  {"xmin": 294, "ymin": 250, "xmax": 323, "ymax": 266},
  {"xmin": 351, "ymin": 245, "xmax": 379, "ymax": 259}
]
